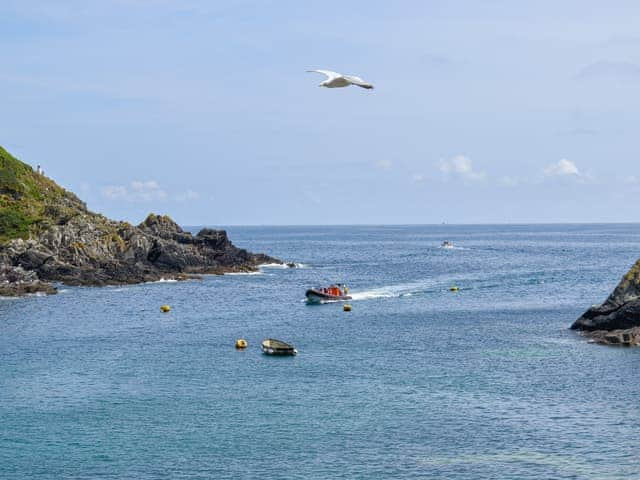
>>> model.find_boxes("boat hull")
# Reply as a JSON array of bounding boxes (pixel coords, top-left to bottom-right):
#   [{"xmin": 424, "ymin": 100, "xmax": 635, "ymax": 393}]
[
  {"xmin": 305, "ymin": 289, "xmax": 352, "ymax": 304},
  {"xmin": 262, "ymin": 345, "xmax": 297, "ymax": 356},
  {"xmin": 261, "ymin": 338, "xmax": 297, "ymax": 356}
]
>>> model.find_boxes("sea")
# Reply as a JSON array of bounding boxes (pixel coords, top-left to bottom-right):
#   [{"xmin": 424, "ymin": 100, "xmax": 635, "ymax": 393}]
[{"xmin": 1, "ymin": 224, "xmax": 640, "ymax": 479}]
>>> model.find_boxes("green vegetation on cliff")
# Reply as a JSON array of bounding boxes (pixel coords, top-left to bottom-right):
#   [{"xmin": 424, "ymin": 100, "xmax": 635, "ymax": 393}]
[
  {"xmin": 0, "ymin": 145, "xmax": 281, "ymax": 290},
  {"xmin": 0, "ymin": 146, "xmax": 86, "ymax": 242}
]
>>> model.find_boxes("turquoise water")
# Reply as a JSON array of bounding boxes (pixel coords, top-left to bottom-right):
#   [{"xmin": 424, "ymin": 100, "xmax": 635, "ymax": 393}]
[{"xmin": 2, "ymin": 224, "xmax": 640, "ymax": 479}]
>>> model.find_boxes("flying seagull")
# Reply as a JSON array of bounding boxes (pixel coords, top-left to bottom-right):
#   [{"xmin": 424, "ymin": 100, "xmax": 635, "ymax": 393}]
[{"xmin": 307, "ymin": 69, "xmax": 374, "ymax": 89}]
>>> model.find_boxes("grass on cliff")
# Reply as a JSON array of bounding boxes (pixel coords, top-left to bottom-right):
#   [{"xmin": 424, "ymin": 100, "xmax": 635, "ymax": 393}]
[{"xmin": 0, "ymin": 146, "xmax": 86, "ymax": 242}]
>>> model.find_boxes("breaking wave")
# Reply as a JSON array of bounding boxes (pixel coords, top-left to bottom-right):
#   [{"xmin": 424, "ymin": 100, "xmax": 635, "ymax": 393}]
[{"xmin": 259, "ymin": 262, "xmax": 308, "ymax": 269}]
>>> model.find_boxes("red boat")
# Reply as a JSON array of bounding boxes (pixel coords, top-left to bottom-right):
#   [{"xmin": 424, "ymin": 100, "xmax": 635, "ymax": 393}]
[{"xmin": 305, "ymin": 284, "xmax": 352, "ymax": 303}]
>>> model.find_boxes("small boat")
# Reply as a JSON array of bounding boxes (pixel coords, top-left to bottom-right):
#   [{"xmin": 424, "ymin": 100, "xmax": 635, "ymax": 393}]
[
  {"xmin": 305, "ymin": 284, "xmax": 352, "ymax": 303},
  {"xmin": 262, "ymin": 338, "xmax": 297, "ymax": 356},
  {"xmin": 441, "ymin": 240, "xmax": 454, "ymax": 249}
]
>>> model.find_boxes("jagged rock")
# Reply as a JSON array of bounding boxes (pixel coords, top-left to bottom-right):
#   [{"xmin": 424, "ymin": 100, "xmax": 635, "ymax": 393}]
[
  {"xmin": 0, "ymin": 265, "xmax": 56, "ymax": 296},
  {"xmin": 0, "ymin": 212, "xmax": 281, "ymax": 286},
  {"xmin": 0, "ymin": 146, "xmax": 283, "ymax": 294},
  {"xmin": 573, "ymin": 259, "xmax": 640, "ymax": 332},
  {"xmin": 583, "ymin": 327, "xmax": 640, "ymax": 346},
  {"xmin": 573, "ymin": 259, "xmax": 640, "ymax": 345}
]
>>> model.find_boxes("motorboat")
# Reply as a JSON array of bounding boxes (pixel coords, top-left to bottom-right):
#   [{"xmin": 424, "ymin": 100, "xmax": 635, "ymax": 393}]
[
  {"xmin": 305, "ymin": 284, "xmax": 352, "ymax": 303},
  {"xmin": 262, "ymin": 338, "xmax": 297, "ymax": 356},
  {"xmin": 441, "ymin": 240, "xmax": 454, "ymax": 249}
]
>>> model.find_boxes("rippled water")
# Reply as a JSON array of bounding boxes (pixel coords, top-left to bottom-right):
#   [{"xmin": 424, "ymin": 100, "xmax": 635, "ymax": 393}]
[{"xmin": 2, "ymin": 224, "xmax": 640, "ymax": 479}]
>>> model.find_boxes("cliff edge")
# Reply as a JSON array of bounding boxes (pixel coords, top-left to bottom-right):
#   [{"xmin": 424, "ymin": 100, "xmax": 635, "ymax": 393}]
[{"xmin": 0, "ymin": 146, "xmax": 280, "ymax": 296}]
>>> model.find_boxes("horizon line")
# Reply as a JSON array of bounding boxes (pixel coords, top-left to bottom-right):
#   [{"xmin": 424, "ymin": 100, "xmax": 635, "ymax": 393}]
[{"xmin": 182, "ymin": 221, "xmax": 640, "ymax": 228}]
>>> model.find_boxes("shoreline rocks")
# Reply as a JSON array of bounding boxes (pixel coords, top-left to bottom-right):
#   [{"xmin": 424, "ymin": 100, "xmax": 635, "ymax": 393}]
[
  {"xmin": 0, "ymin": 214, "xmax": 282, "ymax": 292},
  {"xmin": 580, "ymin": 327, "xmax": 640, "ymax": 346},
  {"xmin": 572, "ymin": 259, "xmax": 640, "ymax": 346},
  {"xmin": 0, "ymin": 265, "xmax": 57, "ymax": 297}
]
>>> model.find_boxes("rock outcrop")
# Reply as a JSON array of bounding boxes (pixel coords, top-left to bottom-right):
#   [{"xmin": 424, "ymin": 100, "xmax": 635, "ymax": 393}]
[
  {"xmin": 572, "ymin": 259, "xmax": 640, "ymax": 345},
  {"xmin": 0, "ymin": 265, "xmax": 57, "ymax": 296},
  {"xmin": 0, "ymin": 146, "xmax": 281, "ymax": 295},
  {"xmin": 584, "ymin": 328, "xmax": 640, "ymax": 347}
]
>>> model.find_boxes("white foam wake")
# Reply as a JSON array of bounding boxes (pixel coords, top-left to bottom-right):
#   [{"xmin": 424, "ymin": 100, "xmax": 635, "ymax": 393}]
[
  {"xmin": 350, "ymin": 279, "xmax": 439, "ymax": 301},
  {"xmin": 259, "ymin": 262, "xmax": 308, "ymax": 269}
]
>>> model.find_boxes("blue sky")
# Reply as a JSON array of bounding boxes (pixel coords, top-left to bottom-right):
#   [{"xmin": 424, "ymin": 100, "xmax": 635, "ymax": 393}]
[{"xmin": 2, "ymin": 0, "xmax": 640, "ymax": 225}]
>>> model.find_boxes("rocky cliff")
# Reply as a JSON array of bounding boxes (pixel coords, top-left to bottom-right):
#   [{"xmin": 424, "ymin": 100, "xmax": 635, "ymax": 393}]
[
  {"xmin": 0, "ymin": 146, "xmax": 281, "ymax": 296},
  {"xmin": 572, "ymin": 259, "xmax": 640, "ymax": 345}
]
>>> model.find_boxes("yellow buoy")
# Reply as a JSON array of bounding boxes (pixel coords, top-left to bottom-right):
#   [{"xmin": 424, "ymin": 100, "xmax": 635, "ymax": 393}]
[
  {"xmin": 449, "ymin": 286, "xmax": 459, "ymax": 292},
  {"xmin": 235, "ymin": 338, "xmax": 248, "ymax": 349},
  {"xmin": 160, "ymin": 304, "xmax": 171, "ymax": 312},
  {"xmin": 343, "ymin": 304, "xmax": 352, "ymax": 312}
]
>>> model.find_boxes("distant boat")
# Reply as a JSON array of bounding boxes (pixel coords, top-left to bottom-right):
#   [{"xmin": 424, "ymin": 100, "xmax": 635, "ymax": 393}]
[
  {"xmin": 305, "ymin": 284, "xmax": 352, "ymax": 303},
  {"xmin": 262, "ymin": 338, "xmax": 297, "ymax": 356},
  {"xmin": 441, "ymin": 240, "xmax": 454, "ymax": 249}
]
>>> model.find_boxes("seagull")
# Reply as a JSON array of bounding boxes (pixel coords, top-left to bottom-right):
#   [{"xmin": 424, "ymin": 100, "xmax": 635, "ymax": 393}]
[{"xmin": 307, "ymin": 69, "xmax": 374, "ymax": 89}]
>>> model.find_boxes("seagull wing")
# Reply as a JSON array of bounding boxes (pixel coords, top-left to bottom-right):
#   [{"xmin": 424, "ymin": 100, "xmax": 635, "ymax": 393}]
[
  {"xmin": 307, "ymin": 69, "xmax": 341, "ymax": 81},
  {"xmin": 344, "ymin": 75, "xmax": 374, "ymax": 89}
]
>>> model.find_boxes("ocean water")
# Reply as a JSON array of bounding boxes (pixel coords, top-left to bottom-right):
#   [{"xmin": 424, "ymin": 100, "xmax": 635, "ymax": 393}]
[{"xmin": 1, "ymin": 224, "xmax": 640, "ymax": 479}]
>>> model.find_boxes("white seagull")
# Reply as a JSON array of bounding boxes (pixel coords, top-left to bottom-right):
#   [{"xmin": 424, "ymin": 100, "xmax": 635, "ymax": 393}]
[{"xmin": 307, "ymin": 69, "xmax": 374, "ymax": 90}]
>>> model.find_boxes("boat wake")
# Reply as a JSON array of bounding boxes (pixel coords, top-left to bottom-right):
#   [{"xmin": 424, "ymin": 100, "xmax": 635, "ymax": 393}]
[
  {"xmin": 349, "ymin": 268, "xmax": 557, "ymax": 302},
  {"xmin": 350, "ymin": 279, "xmax": 440, "ymax": 301}
]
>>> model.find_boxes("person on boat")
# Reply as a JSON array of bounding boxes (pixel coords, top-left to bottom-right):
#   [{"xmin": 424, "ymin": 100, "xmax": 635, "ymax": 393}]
[{"xmin": 344, "ymin": 285, "xmax": 349, "ymax": 295}]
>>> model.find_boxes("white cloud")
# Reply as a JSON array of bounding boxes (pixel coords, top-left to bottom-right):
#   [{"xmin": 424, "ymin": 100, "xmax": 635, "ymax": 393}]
[
  {"xmin": 439, "ymin": 155, "xmax": 485, "ymax": 181},
  {"xmin": 544, "ymin": 159, "xmax": 580, "ymax": 177},
  {"xmin": 176, "ymin": 189, "xmax": 200, "ymax": 202},
  {"xmin": 102, "ymin": 185, "xmax": 128, "ymax": 200},
  {"xmin": 102, "ymin": 180, "xmax": 168, "ymax": 202},
  {"xmin": 375, "ymin": 159, "xmax": 393, "ymax": 170}
]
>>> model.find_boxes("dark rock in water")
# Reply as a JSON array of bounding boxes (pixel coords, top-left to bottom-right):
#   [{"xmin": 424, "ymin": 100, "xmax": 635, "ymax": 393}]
[
  {"xmin": 573, "ymin": 259, "xmax": 640, "ymax": 331},
  {"xmin": 573, "ymin": 259, "xmax": 640, "ymax": 345},
  {"xmin": 0, "ymin": 265, "xmax": 56, "ymax": 296},
  {"xmin": 0, "ymin": 146, "xmax": 283, "ymax": 295},
  {"xmin": 580, "ymin": 327, "xmax": 640, "ymax": 346},
  {"xmin": 287, "ymin": 262, "xmax": 296, "ymax": 268}
]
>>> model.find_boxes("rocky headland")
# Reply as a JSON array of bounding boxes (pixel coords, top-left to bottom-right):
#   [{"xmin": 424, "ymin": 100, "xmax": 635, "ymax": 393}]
[
  {"xmin": 572, "ymin": 259, "xmax": 640, "ymax": 346},
  {"xmin": 0, "ymin": 146, "xmax": 281, "ymax": 296}
]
